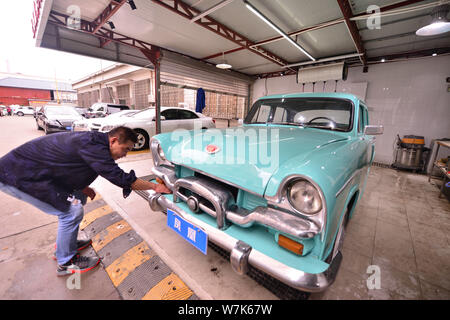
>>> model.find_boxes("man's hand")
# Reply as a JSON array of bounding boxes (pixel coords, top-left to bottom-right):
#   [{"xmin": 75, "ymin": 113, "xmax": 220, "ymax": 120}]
[
  {"xmin": 131, "ymin": 178, "xmax": 172, "ymax": 194},
  {"xmin": 154, "ymin": 183, "xmax": 172, "ymax": 194},
  {"xmin": 82, "ymin": 187, "xmax": 96, "ymax": 200}
]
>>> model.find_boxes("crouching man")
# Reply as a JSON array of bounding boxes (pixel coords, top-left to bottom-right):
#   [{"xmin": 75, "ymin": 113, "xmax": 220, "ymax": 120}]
[{"xmin": 0, "ymin": 126, "xmax": 171, "ymax": 276}]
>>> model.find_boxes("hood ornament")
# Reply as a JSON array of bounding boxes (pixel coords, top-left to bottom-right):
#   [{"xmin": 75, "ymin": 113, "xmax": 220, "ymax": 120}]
[{"xmin": 205, "ymin": 144, "xmax": 220, "ymax": 154}]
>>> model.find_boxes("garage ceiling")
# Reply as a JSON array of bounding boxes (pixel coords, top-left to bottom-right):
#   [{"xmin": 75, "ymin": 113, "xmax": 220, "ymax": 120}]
[{"xmin": 36, "ymin": 0, "xmax": 450, "ymax": 79}]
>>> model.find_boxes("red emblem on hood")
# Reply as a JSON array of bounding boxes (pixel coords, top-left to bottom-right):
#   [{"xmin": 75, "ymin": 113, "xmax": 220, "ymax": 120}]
[{"xmin": 205, "ymin": 144, "xmax": 220, "ymax": 154}]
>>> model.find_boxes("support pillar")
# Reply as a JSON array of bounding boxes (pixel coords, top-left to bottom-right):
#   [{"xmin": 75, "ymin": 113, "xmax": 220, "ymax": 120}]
[{"xmin": 140, "ymin": 48, "xmax": 162, "ymax": 134}]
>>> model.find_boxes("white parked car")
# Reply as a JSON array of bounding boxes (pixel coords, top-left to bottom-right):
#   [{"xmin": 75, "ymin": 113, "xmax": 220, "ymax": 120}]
[
  {"xmin": 73, "ymin": 109, "xmax": 139, "ymax": 132},
  {"xmin": 98, "ymin": 107, "xmax": 216, "ymax": 151},
  {"xmin": 14, "ymin": 106, "xmax": 35, "ymax": 116},
  {"xmin": 0, "ymin": 105, "xmax": 7, "ymax": 116}
]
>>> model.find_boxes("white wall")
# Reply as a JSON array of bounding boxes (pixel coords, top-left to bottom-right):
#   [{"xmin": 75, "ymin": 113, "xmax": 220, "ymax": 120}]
[{"xmin": 251, "ymin": 55, "xmax": 450, "ymax": 165}]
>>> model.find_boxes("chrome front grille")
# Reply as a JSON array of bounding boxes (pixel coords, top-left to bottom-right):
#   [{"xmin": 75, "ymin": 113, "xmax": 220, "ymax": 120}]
[
  {"xmin": 193, "ymin": 171, "xmax": 239, "ymax": 203},
  {"xmin": 152, "ymin": 166, "xmax": 321, "ymax": 239},
  {"xmin": 60, "ymin": 121, "xmax": 73, "ymax": 127},
  {"xmin": 174, "ymin": 176, "xmax": 235, "ymax": 230}
]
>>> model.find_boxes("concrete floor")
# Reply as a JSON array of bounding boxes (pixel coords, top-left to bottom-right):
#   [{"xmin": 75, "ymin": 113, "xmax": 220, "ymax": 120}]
[
  {"xmin": 1, "ymin": 116, "xmax": 449, "ymax": 300},
  {"xmin": 0, "ymin": 115, "xmax": 121, "ymax": 299},
  {"xmin": 313, "ymin": 165, "xmax": 450, "ymax": 300}
]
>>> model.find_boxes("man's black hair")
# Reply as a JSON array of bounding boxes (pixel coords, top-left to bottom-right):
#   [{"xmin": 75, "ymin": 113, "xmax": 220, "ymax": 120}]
[{"xmin": 108, "ymin": 126, "xmax": 138, "ymax": 144}]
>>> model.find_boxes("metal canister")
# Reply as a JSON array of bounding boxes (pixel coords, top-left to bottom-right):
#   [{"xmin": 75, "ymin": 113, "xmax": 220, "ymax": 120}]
[
  {"xmin": 406, "ymin": 148, "xmax": 417, "ymax": 167},
  {"xmin": 400, "ymin": 148, "xmax": 409, "ymax": 165}
]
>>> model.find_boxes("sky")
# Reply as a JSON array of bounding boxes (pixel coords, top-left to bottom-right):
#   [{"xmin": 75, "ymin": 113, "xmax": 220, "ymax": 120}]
[{"xmin": 0, "ymin": 0, "xmax": 115, "ymax": 83}]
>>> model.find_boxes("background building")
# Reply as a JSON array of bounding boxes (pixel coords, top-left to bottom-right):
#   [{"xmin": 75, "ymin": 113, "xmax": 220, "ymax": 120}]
[
  {"xmin": 0, "ymin": 72, "xmax": 76, "ymax": 107},
  {"xmin": 72, "ymin": 63, "xmax": 247, "ymax": 122}
]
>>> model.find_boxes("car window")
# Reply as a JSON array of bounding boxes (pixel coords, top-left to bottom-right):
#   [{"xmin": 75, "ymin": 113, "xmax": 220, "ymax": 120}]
[
  {"xmin": 107, "ymin": 105, "xmax": 129, "ymax": 110},
  {"xmin": 362, "ymin": 105, "xmax": 369, "ymax": 127},
  {"xmin": 358, "ymin": 105, "xmax": 364, "ymax": 133},
  {"xmin": 161, "ymin": 109, "xmax": 179, "ymax": 120},
  {"xmin": 250, "ymin": 104, "xmax": 271, "ymax": 123},
  {"xmin": 245, "ymin": 98, "xmax": 353, "ymax": 132},
  {"xmin": 177, "ymin": 110, "xmax": 198, "ymax": 119},
  {"xmin": 272, "ymin": 107, "xmax": 287, "ymax": 123},
  {"xmin": 131, "ymin": 108, "xmax": 155, "ymax": 119}
]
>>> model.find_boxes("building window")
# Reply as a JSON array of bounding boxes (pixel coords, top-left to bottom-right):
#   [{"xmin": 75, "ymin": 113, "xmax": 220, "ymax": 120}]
[
  {"xmin": 133, "ymin": 79, "xmax": 151, "ymax": 110},
  {"xmin": 116, "ymin": 84, "xmax": 130, "ymax": 107}
]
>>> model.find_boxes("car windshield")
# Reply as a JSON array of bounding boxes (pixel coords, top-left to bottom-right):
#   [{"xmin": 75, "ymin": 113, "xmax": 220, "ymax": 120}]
[
  {"xmin": 45, "ymin": 107, "xmax": 79, "ymax": 117},
  {"xmin": 130, "ymin": 108, "xmax": 155, "ymax": 119},
  {"xmin": 244, "ymin": 97, "xmax": 354, "ymax": 132}
]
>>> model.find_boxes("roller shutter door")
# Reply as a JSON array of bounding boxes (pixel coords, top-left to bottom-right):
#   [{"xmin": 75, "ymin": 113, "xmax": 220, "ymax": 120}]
[{"xmin": 159, "ymin": 57, "xmax": 252, "ymax": 119}]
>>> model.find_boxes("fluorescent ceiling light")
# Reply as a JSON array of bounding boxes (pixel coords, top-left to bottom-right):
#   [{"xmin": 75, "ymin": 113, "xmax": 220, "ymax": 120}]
[
  {"xmin": 216, "ymin": 63, "xmax": 232, "ymax": 69},
  {"xmin": 416, "ymin": 21, "xmax": 450, "ymax": 35},
  {"xmin": 244, "ymin": 0, "xmax": 315, "ymax": 61},
  {"xmin": 216, "ymin": 52, "xmax": 232, "ymax": 69},
  {"xmin": 191, "ymin": 0, "xmax": 236, "ymax": 23},
  {"xmin": 416, "ymin": 4, "xmax": 450, "ymax": 36}
]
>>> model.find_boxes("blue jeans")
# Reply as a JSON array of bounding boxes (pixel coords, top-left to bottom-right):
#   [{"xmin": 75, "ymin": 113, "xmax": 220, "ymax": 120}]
[{"xmin": 0, "ymin": 182, "xmax": 87, "ymax": 265}]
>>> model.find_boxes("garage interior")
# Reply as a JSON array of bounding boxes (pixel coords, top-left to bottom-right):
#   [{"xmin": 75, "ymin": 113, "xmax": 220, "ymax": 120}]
[{"xmin": 21, "ymin": 0, "xmax": 450, "ymax": 299}]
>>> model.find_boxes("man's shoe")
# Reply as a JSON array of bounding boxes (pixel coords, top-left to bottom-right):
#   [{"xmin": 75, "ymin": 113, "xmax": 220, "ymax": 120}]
[
  {"xmin": 53, "ymin": 239, "xmax": 92, "ymax": 260},
  {"xmin": 56, "ymin": 254, "xmax": 101, "ymax": 276}
]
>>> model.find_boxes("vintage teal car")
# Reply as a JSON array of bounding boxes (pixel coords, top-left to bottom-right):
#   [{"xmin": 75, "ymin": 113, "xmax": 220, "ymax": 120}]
[{"xmin": 141, "ymin": 92, "xmax": 383, "ymax": 293}]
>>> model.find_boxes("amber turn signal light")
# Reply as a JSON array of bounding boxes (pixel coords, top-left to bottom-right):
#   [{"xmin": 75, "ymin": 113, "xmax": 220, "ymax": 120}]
[{"xmin": 278, "ymin": 235, "xmax": 304, "ymax": 255}]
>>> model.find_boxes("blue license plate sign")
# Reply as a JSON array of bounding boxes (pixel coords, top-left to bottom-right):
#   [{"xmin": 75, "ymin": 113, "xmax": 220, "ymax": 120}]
[
  {"xmin": 167, "ymin": 209, "xmax": 208, "ymax": 255},
  {"xmin": 66, "ymin": 126, "xmax": 72, "ymax": 130}
]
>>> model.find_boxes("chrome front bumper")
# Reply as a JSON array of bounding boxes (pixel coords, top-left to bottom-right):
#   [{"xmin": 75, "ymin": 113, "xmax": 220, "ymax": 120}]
[{"xmin": 138, "ymin": 187, "xmax": 342, "ymax": 293}]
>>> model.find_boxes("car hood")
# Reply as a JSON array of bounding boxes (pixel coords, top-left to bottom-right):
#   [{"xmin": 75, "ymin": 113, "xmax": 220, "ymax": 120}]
[
  {"xmin": 97, "ymin": 117, "xmax": 131, "ymax": 126},
  {"xmin": 74, "ymin": 117, "xmax": 96, "ymax": 124},
  {"xmin": 89, "ymin": 118, "xmax": 113, "ymax": 125},
  {"xmin": 160, "ymin": 125, "xmax": 349, "ymax": 195}
]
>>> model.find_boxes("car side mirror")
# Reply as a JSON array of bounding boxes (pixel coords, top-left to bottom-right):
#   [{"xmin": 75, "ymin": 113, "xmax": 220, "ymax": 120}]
[
  {"xmin": 152, "ymin": 116, "xmax": 166, "ymax": 121},
  {"xmin": 364, "ymin": 125, "xmax": 383, "ymax": 135}
]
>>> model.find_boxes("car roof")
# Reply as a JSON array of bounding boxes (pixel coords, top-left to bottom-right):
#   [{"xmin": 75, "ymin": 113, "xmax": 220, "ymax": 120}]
[
  {"xmin": 260, "ymin": 92, "xmax": 362, "ymax": 103},
  {"xmin": 135, "ymin": 106, "xmax": 193, "ymax": 111},
  {"xmin": 92, "ymin": 102, "xmax": 128, "ymax": 107}
]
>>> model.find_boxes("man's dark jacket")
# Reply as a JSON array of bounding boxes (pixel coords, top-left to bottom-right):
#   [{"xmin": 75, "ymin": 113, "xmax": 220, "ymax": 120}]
[{"xmin": 0, "ymin": 131, "xmax": 137, "ymax": 212}]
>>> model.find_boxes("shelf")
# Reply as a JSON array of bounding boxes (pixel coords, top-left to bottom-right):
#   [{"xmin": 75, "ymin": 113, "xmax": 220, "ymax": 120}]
[{"xmin": 434, "ymin": 161, "xmax": 450, "ymax": 178}]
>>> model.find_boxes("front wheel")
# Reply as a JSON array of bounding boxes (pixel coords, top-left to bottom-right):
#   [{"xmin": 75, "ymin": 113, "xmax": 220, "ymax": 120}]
[
  {"xmin": 17, "ymin": 112, "xmax": 24, "ymax": 116},
  {"xmin": 133, "ymin": 129, "xmax": 149, "ymax": 151}
]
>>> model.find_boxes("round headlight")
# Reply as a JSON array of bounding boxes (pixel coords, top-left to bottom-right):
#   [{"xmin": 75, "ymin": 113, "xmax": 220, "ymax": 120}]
[{"xmin": 287, "ymin": 180, "xmax": 322, "ymax": 215}]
